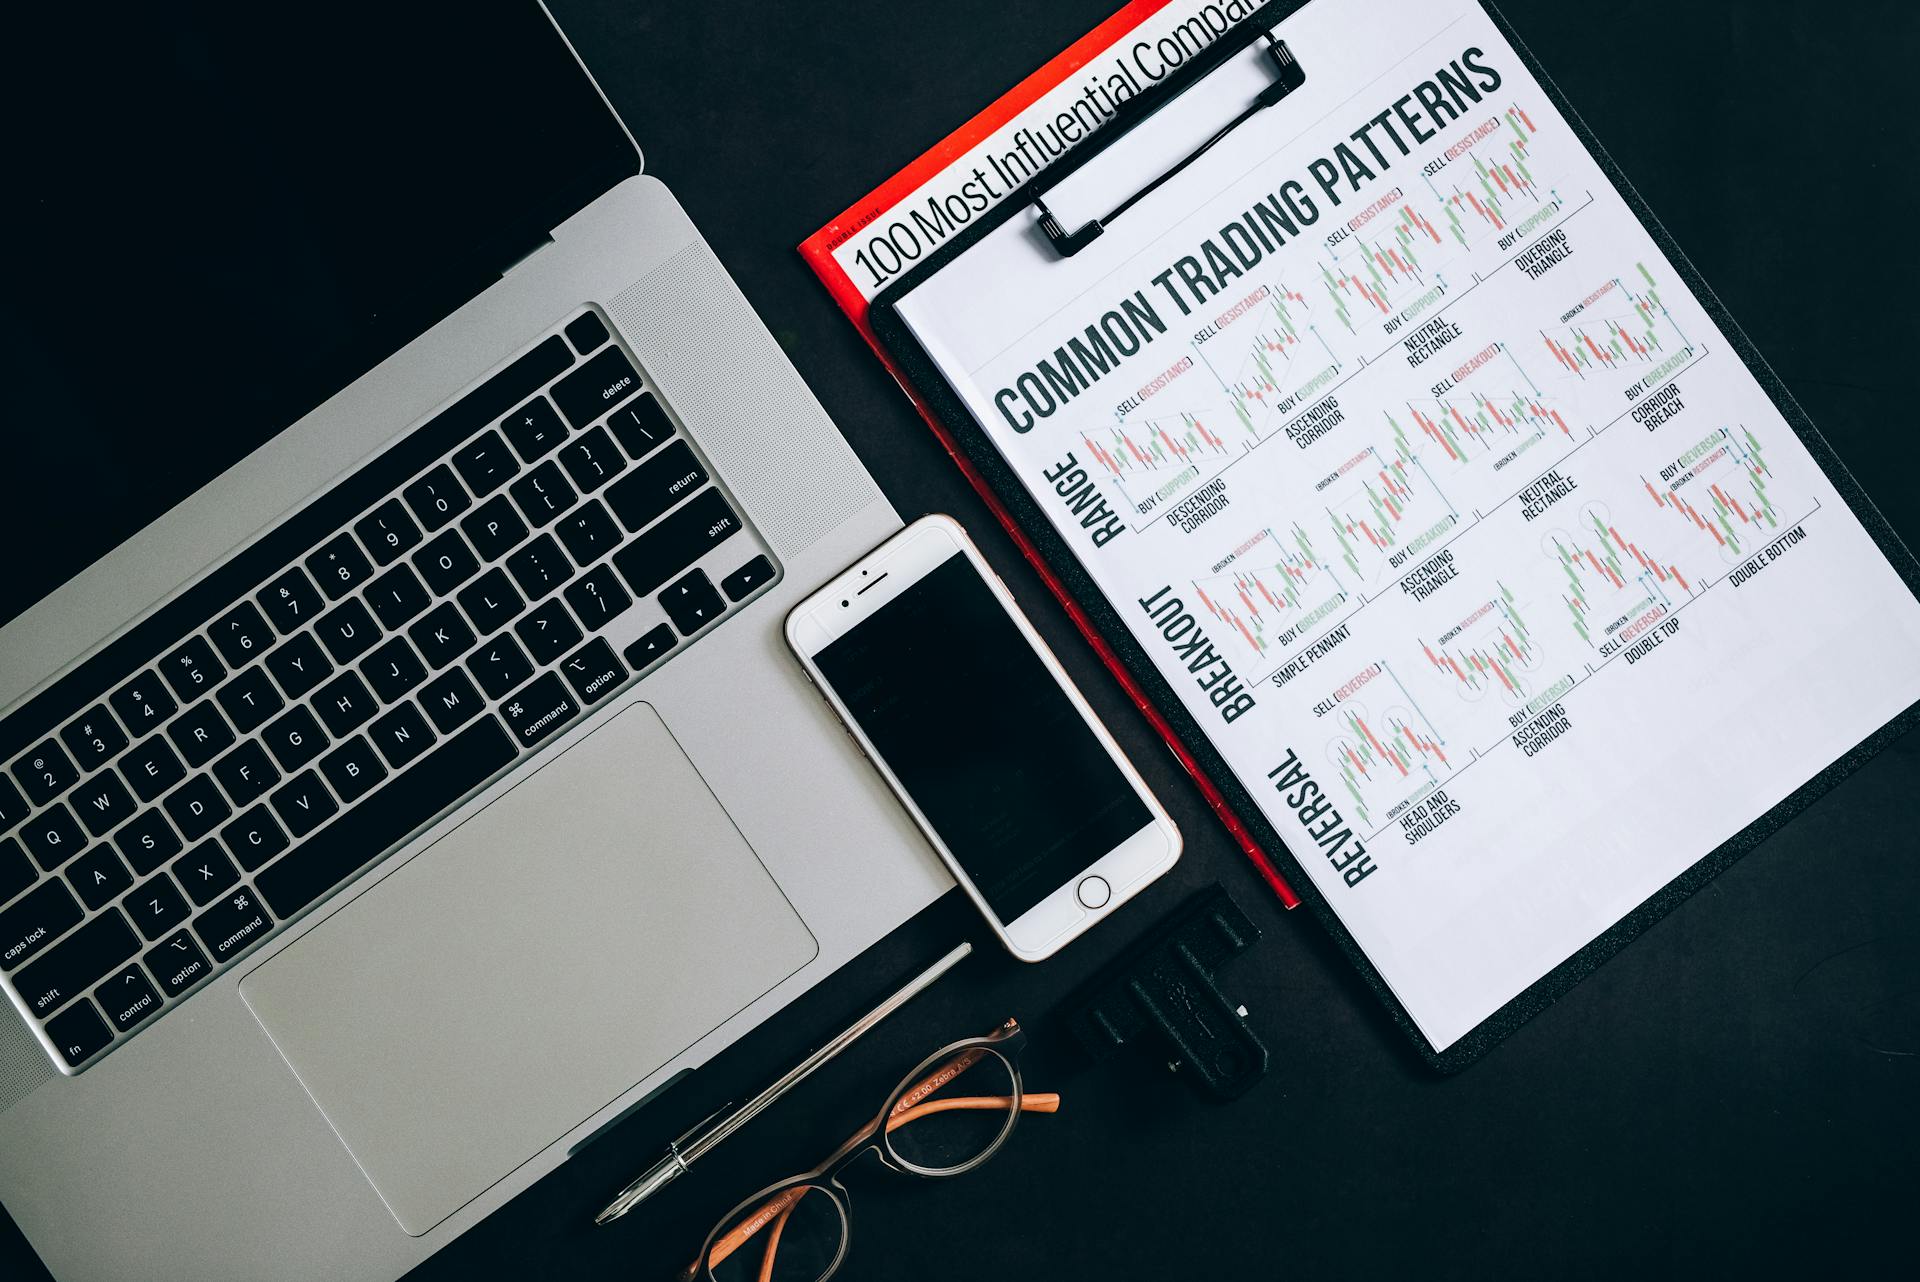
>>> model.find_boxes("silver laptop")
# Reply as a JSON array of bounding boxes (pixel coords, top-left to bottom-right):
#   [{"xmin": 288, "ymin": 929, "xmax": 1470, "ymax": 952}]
[{"xmin": 0, "ymin": 3, "xmax": 948, "ymax": 1277}]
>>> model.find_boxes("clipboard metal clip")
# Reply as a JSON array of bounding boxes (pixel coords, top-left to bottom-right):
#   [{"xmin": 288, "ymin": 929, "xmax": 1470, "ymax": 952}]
[{"xmin": 1033, "ymin": 35, "xmax": 1307, "ymax": 258}]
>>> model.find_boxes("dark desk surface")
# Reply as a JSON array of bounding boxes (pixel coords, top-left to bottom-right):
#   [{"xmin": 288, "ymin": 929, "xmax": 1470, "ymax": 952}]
[{"xmin": 9, "ymin": 2, "xmax": 1918, "ymax": 1278}]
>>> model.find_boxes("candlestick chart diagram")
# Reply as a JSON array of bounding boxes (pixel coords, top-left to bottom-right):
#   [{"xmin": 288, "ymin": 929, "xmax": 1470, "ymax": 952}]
[
  {"xmin": 1322, "ymin": 434, "xmax": 1459, "ymax": 585},
  {"xmin": 1426, "ymin": 102, "xmax": 1557, "ymax": 253},
  {"xmin": 1206, "ymin": 283, "xmax": 1345, "ymax": 438},
  {"xmin": 1421, "ymin": 581, "xmax": 1539, "ymax": 704},
  {"xmin": 1543, "ymin": 502, "xmax": 1694, "ymax": 653},
  {"xmin": 1325, "ymin": 666, "xmax": 1452, "ymax": 830},
  {"xmin": 1192, "ymin": 525, "xmax": 1348, "ymax": 663},
  {"xmin": 1541, "ymin": 263, "xmax": 1691, "ymax": 383},
  {"xmin": 1388, "ymin": 342, "xmax": 1579, "ymax": 492},
  {"xmin": 1321, "ymin": 201, "xmax": 1445, "ymax": 331},
  {"xmin": 1642, "ymin": 425, "xmax": 1779, "ymax": 560}
]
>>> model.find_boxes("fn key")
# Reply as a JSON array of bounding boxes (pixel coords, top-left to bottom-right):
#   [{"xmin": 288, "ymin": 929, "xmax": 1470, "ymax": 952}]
[{"xmin": 46, "ymin": 1000, "xmax": 113, "ymax": 1068}]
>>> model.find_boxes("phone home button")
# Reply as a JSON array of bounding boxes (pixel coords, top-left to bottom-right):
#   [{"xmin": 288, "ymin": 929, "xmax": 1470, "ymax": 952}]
[{"xmin": 1075, "ymin": 875, "xmax": 1111, "ymax": 910}]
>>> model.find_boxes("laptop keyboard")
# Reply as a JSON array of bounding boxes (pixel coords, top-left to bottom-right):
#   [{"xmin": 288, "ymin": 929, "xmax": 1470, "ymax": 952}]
[{"xmin": 0, "ymin": 309, "xmax": 780, "ymax": 1071}]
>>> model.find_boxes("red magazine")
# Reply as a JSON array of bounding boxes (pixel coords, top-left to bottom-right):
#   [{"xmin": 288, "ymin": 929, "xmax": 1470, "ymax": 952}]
[{"xmin": 800, "ymin": 0, "xmax": 1301, "ymax": 908}]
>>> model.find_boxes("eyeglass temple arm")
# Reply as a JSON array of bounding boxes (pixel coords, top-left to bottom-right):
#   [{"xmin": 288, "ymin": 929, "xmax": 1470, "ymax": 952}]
[{"xmin": 697, "ymin": 1094, "xmax": 1062, "ymax": 1277}]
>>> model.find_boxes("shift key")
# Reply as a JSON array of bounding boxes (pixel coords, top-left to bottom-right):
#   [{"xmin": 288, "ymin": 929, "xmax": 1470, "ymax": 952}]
[
  {"xmin": 10, "ymin": 910, "xmax": 139, "ymax": 1019},
  {"xmin": 612, "ymin": 488, "xmax": 743, "ymax": 597}
]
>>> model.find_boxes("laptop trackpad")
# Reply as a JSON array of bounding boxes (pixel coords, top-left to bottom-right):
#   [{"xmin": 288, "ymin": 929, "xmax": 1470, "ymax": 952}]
[{"xmin": 239, "ymin": 702, "xmax": 817, "ymax": 1235}]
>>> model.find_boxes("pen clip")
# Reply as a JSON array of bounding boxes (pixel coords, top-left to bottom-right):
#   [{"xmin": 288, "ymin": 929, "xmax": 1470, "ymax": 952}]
[{"xmin": 673, "ymin": 1101, "xmax": 733, "ymax": 1154}]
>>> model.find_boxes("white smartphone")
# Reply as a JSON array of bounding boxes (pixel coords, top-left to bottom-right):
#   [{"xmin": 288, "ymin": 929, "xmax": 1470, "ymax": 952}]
[{"xmin": 786, "ymin": 514, "xmax": 1181, "ymax": 961}]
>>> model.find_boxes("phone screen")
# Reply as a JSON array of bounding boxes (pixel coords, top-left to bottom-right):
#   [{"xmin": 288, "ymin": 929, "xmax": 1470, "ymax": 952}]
[{"xmin": 814, "ymin": 553, "xmax": 1152, "ymax": 922}]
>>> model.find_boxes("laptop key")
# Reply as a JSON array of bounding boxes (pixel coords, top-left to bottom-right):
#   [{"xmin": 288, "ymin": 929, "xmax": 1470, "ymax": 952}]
[
  {"xmin": 660, "ymin": 569, "xmax": 726, "ymax": 636},
  {"xmin": 22, "ymin": 804, "xmax": 87, "ymax": 871},
  {"xmin": 12, "ymin": 909, "xmax": 139, "ymax": 1018},
  {"xmin": 257, "ymin": 567, "xmax": 326, "ymax": 635},
  {"xmin": 354, "ymin": 498, "xmax": 423, "ymax": 567},
  {"xmin": 559, "ymin": 638, "xmax": 626, "ymax": 707},
  {"xmin": 70, "ymin": 770, "xmax": 136, "ymax": 838},
  {"xmin": 721, "ymin": 555, "xmax": 777, "ymax": 602},
  {"xmin": 605, "ymin": 440, "xmax": 708, "ymax": 533},
  {"xmin": 403, "ymin": 463, "xmax": 473, "ymax": 533},
  {"xmin": 420, "ymin": 669, "xmax": 486, "ymax": 734},
  {"xmin": 109, "ymin": 673, "xmax": 177, "ymax": 741},
  {"xmin": 505, "ymin": 533, "xmax": 571, "ymax": 601},
  {"xmin": 173, "ymin": 843, "xmax": 239, "ymax": 906},
  {"xmin": 121, "ymin": 737, "xmax": 187, "ymax": 804},
  {"xmin": 167, "ymin": 700, "xmax": 236, "ymax": 768},
  {"xmin": 0, "ymin": 879, "xmax": 83, "ymax": 972},
  {"xmin": 67, "ymin": 845, "xmax": 133, "ymax": 911},
  {"xmin": 409, "ymin": 603, "xmax": 477, "ymax": 671},
  {"xmin": 315, "ymin": 598, "xmax": 381, "ymax": 665},
  {"xmin": 366, "ymin": 562, "xmax": 432, "ymax": 630},
  {"xmin": 45, "ymin": 1000, "xmax": 112, "ymax": 1068},
  {"xmin": 414, "ymin": 529, "xmax": 481, "ymax": 596},
  {"xmin": 468, "ymin": 635, "xmax": 535, "ymax": 700},
  {"xmin": 510, "ymin": 461, "xmax": 577, "ymax": 527},
  {"xmin": 261, "ymin": 706, "xmax": 329, "ymax": 772},
  {"xmin": 96, "ymin": 965, "xmax": 164, "ymax": 1034},
  {"xmin": 564, "ymin": 563, "xmax": 632, "ymax": 632},
  {"xmin": 502, "ymin": 396, "xmax": 569, "ymax": 462},
  {"xmin": 221, "ymin": 806, "xmax": 289, "ymax": 872},
  {"xmin": 270, "ymin": 771, "xmax": 338, "ymax": 839},
  {"xmin": 145, "ymin": 931, "xmax": 213, "ymax": 999},
  {"xmin": 515, "ymin": 599, "xmax": 582, "ymax": 667},
  {"xmin": 314, "ymin": 671, "xmax": 378, "ymax": 736},
  {"xmin": 163, "ymin": 775, "xmax": 231, "ymax": 842},
  {"xmin": 557, "ymin": 426, "xmax": 626, "ymax": 495},
  {"xmin": 564, "ymin": 311, "xmax": 608, "ymax": 355},
  {"xmin": 552, "ymin": 345, "xmax": 641, "ymax": 428},
  {"xmin": 363, "ymin": 639, "xmax": 427, "ymax": 703},
  {"xmin": 621, "ymin": 623, "xmax": 676, "ymax": 671},
  {"xmin": 500, "ymin": 673, "xmax": 578, "ymax": 751},
  {"xmin": 0, "ymin": 776, "xmax": 28, "ymax": 830},
  {"xmin": 211, "ymin": 740, "xmax": 280, "ymax": 809},
  {"xmin": 460, "ymin": 494, "xmax": 529, "ymax": 562},
  {"xmin": 264, "ymin": 631, "xmax": 333, "ymax": 700},
  {"xmin": 556, "ymin": 499, "xmax": 621, "ymax": 566},
  {"xmin": 14, "ymin": 739, "xmax": 79, "ymax": 807},
  {"xmin": 124, "ymin": 875, "xmax": 191, "ymax": 941},
  {"xmin": 191, "ymin": 888, "xmax": 273, "ymax": 967},
  {"xmin": 210, "ymin": 601, "xmax": 275, "ymax": 669},
  {"xmin": 159, "ymin": 637, "xmax": 225, "ymax": 705},
  {"xmin": 114, "ymin": 809, "xmax": 182, "ymax": 876},
  {"xmin": 0, "ymin": 837, "xmax": 35, "ymax": 906},
  {"xmin": 306, "ymin": 532, "xmax": 375, "ymax": 601},
  {"xmin": 320, "ymin": 737, "xmax": 388, "ymax": 805},
  {"xmin": 452, "ymin": 429, "xmax": 520, "ymax": 498},
  {"xmin": 457, "ymin": 568, "xmax": 526, "ymax": 636},
  {"xmin": 368, "ymin": 703, "xmax": 436, "ymax": 771},
  {"xmin": 606, "ymin": 392, "xmax": 675, "ymax": 460},
  {"xmin": 215, "ymin": 665, "xmax": 284, "ymax": 735},
  {"xmin": 612, "ymin": 488, "xmax": 744, "ymax": 597},
  {"xmin": 61, "ymin": 706, "xmax": 129, "ymax": 774},
  {"xmin": 256, "ymin": 717, "xmax": 516, "ymax": 918}
]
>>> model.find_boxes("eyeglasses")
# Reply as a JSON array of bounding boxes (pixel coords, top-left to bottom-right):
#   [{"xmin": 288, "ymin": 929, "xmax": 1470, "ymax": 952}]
[{"xmin": 685, "ymin": 1019, "xmax": 1058, "ymax": 1282}]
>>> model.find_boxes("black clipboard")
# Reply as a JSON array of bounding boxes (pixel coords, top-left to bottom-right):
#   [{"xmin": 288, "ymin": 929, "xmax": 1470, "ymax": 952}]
[{"xmin": 868, "ymin": 0, "xmax": 1920, "ymax": 1071}]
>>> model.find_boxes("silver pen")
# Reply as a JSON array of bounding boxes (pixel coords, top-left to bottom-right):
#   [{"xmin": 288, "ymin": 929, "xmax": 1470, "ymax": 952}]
[{"xmin": 594, "ymin": 941, "xmax": 973, "ymax": 1225}]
